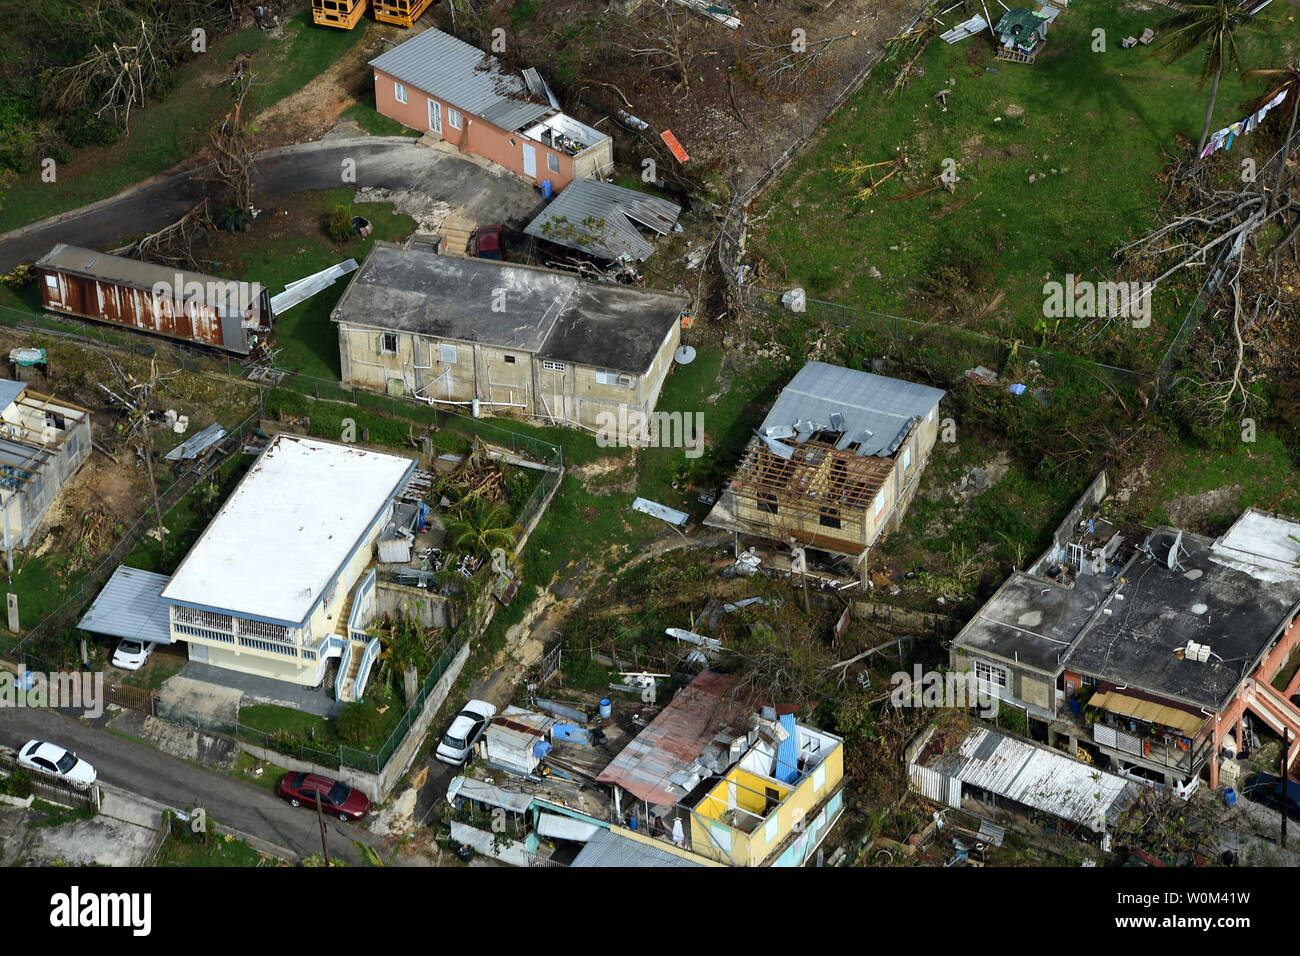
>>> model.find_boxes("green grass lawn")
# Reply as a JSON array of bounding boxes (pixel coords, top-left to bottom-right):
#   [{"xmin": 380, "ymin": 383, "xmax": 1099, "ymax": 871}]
[
  {"xmin": 221, "ymin": 189, "xmax": 415, "ymax": 381},
  {"xmin": 342, "ymin": 91, "xmax": 424, "ymax": 138},
  {"xmin": 124, "ymin": 455, "xmax": 251, "ymax": 576},
  {"xmin": 155, "ymin": 827, "xmax": 268, "ymax": 867},
  {"xmin": 0, "ymin": 11, "xmax": 370, "ymax": 235},
  {"xmin": 749, "ymin": 0, "xmax": 1296, "ymax": 371}
]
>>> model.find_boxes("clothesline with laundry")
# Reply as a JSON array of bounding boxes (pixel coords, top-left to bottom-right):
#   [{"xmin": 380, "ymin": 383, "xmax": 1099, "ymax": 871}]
[{"xmin": 1199, "ymin": 87, "xmax": 1291, "ymax": 159}]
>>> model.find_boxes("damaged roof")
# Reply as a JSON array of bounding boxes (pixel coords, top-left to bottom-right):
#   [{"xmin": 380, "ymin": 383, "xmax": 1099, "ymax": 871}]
[
  {"xmin": 920, "ymin": 727, "xmax": 1140, "ymax": 832},
  {"xmin": 369, "ymin": 27, "xmax": 552, "ymax": 132},
  {"xmin": 596, "ymin": 671, "xmax": 749, "ymax": 806},
  {"xmin": 760, "ymin": 361, "xmax": 944, "ymax": 458},
  {"xmin": 333, "ymin": 243, "xmax": 686, "ymax": 374},
  {"xmin": 524, "ymin": 179, "xmax": 681, "ymax": 261}
]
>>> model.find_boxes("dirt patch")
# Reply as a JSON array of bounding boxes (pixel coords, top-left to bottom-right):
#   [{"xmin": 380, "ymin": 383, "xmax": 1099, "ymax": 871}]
[
  {"xmin": 1004, "ymin": 103, "xmax": 1025, "ymax": 119},
  {"xmin": 255, "ymin": 21, "xmax": 418, "ymax": 148},
  {"xmin": 1164, "ymin": 485, "xmax": 1242, "ymax": 531}
]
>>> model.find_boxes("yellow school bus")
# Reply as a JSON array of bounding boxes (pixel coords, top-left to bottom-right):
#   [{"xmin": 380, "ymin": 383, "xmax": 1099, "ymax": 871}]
[
  {"xmin": 372, "ymin": 0, "xmax": 435, "ymax": 27},
  {"xmin": 312, "ymin": 0, "xmax": 368, "ymax": 29}
]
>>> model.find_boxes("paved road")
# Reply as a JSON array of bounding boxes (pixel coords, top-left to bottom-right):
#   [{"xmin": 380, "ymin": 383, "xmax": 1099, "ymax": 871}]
[
  {"xmin": 0, "ymin": 706, "xmax": 386, "ymax": 865},
  {"xmin": 0, "ymin": 136, "xmax": 544, "ymax": 273}
]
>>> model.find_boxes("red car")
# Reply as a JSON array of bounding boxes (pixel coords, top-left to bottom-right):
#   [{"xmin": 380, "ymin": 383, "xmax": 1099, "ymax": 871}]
[
  {"xmin": 277, "ymin": 772, "xmax": 371, "ymax": 822},
  {"xmin": 469, "ymin": 224, "xmax": 504, "ymax": 260}
]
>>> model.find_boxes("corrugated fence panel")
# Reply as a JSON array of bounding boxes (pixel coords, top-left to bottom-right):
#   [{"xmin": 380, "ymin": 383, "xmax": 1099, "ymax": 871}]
[{"xmin": 910, "ymin": 763, "xmax": 960, "ymax": 807}]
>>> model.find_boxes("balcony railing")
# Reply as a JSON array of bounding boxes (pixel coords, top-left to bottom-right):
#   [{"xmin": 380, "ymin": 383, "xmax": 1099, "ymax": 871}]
[
  {"xmin": 354, "ymin": 637, "xmax": 381, "ymax": 702},
  {"xmin": 335, "ymin": 642, "xmax": 352, "ymax": 700},
  {"xmin": 1093, "ymin": 722, "xmax": 1212, "ymax": 773},
  {"xmin": 348, "ymin": 568, "xmax": 377, "ymax": 643}
]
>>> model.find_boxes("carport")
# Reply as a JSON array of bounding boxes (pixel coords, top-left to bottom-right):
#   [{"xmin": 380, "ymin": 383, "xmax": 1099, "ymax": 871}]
[{"xmin": 77, "ymin": 565, "xmax": 173, "ymax": 646}]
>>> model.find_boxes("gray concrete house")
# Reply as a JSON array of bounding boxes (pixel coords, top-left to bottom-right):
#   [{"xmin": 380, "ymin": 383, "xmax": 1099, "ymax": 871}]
[
  {"xmin": 0, "ymin": 379, "xmax": 92, "ymax": 560},
  {"xmin": 330, "ymin": 242, "xmax": 687, "ymax": 442}
]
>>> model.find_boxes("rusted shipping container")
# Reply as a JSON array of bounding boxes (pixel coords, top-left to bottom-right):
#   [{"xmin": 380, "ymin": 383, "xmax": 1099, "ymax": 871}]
[{"xmin": 34, "ymin": 243, "xmax": 272, "ymax": 356}]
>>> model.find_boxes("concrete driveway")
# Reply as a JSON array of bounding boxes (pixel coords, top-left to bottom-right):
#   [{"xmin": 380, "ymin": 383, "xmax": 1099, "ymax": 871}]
[{"xmin": 0, "ymin": 136, "xmax": 545, "ymax": 273}]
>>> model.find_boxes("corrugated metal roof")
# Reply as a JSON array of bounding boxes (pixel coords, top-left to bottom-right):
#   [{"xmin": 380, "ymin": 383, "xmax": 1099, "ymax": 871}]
[
  {"xmin": 369, "ymin": 28, "xmax": 552, "ymax": 132},
  {"xmin": 761, "ymin": 361, "xmax": 945, "ymax": 458},
  {"xmin": 596, "ymin": 671, "xmax": 748, "ymax": 806},
  {"xmin": 524, "ymin": 179, "xmax": 681, "ymax": 261},
  {"xmin": 925, "ymin": 728, "xmax": 1140, "ymax": 831},
  {"xmin": 77, "ymin": 565, "xmax": 174, "ymax": 645},
  {"xmin": 0, "ymin": 379, "xmax": 27, "ymax": 411},
  {"xmin": 571, "ymin": 827, "xmax": 703, "ymax": 867},
  {"xmin": 445, "ymin": 775, "xmax": 535, "ymax": 813}
]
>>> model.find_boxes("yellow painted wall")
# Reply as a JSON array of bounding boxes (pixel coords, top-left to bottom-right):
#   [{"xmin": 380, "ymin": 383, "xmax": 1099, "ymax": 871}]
[{"xmin": 689, "ymin": 740, "xmax": 844, "ymax": 866}]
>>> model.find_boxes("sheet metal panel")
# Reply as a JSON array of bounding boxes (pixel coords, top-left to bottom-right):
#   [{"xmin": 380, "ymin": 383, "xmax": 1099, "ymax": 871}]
[
  {"xmin": 370, "ymin": 29, "xmax": 552, "ymax": 132},
  {"xmin": 571, "ymin": 827, "xmax": 703, "ymax": 867},
  {"xmin": 77, "ymin": 565, "xmax": 174, "ymax": 645}
]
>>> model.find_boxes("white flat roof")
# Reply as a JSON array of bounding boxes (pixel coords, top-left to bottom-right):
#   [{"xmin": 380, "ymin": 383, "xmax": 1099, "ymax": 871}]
[
  {"xmin": 160, "ymin": 434, "xmax": 414, "ymax": 624},
  {"xmin": 1212, "ymin": 508, "xmax": 1300, "ymax": 581}
]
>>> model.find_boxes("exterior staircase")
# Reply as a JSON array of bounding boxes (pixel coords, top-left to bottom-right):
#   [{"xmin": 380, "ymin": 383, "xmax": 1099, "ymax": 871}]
[
  {"xmin": 338, "ymin": 646, "xmax": 365, "ymax": 703},
  {"xmin": 335, "ymin": 588, "xmax": 357, "ymax": 639}
]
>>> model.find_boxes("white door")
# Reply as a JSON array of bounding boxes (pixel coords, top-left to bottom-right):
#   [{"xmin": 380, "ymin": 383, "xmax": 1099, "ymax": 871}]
[
  {"xmin": 522, "ymin": 143, "xmax": 537, "ymax": 178},
  {"xmin": 427, "ymin": 98, "xmax": 442, "ymax": 134}
]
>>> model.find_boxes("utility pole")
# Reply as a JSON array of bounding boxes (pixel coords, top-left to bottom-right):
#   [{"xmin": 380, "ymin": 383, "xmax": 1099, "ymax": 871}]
[
  {"xmin": 315, "ymin": 788, "xmax": 330, "ymax": 866},
  {"xmin": 1282, "ymin": 729, "xmax": 1289, "ymax": 848}
]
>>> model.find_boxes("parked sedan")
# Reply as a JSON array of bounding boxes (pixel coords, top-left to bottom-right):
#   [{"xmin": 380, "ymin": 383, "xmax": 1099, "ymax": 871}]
[
  {"xmin": 111, "ymin": 638, "xmax": 154, "ymax": 671},
  {"xmin": 435, "ymin": 699, "xmax": 497, "ymax": 766},
  {"xmin": 18, "ymin": 740, "xmax": 96, "ymax": 790},
  {"xmin": 277, "ymin": 772, "xmax": 371, "ymax": 822}
]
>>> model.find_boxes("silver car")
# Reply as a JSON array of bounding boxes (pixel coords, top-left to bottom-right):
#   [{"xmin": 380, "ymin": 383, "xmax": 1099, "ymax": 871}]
[{"xmin": 435, "ymin": 700, "xmax": 497, "ymax": 765}]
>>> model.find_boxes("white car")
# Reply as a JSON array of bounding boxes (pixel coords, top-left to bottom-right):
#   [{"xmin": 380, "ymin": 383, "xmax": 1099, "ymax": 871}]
[
  {"xmin": 435, "ymin": 700, "xmax": 498, "ymax": 766},
  {"xmin": 18, "ymin": 740, "xmax": 97, "ymax": 790},
  {"xmin": 111, "ymin": 638, "xmax": 154, "ymax": 671}
]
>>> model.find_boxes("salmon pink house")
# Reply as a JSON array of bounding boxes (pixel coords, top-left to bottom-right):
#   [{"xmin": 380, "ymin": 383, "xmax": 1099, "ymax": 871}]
[{"xmin": 370, "ymin": 27, "xmax": 613, "ymax": 192}]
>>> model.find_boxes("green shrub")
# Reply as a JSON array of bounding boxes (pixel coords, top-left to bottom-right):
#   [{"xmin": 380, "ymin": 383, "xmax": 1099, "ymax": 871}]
[
  {"xmin": 0, "ymin": 768, "xmax": 32, "ymax": 798},
  {"xmin": 328, "ymin": 204, "xmax": 354, "ymax": 244},
  {"xmin": 337, "ymin": 700, "xmax": 385, "ymax": 746}
]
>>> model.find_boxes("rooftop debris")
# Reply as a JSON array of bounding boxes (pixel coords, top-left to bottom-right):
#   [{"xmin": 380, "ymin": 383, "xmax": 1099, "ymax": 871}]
[{"xmin": 632, "ymin": 497, "xmax": 690, "ymax": 526}]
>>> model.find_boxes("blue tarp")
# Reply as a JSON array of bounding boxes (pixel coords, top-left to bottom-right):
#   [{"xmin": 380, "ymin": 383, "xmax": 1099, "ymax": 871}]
[
  {"xmin": 553, "ymin": 724, "xmax": 591, "ymax": 744},
  {"xmin": 532, "ymin": 740, "xmax": 553, "ymax": 760},
  {"xmin": 775, "ymin": 713, "xmax": 801, "ymax": 783}
]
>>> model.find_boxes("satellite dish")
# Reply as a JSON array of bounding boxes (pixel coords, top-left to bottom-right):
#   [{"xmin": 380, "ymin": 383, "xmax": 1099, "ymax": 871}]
[{"xmin": 674, "ymin": 345, "xmax": 697, "ymax": 365}]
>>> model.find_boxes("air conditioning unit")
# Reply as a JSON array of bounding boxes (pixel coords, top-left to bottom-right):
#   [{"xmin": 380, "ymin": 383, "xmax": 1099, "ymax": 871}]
[{"xmin": 617, "ymin": 374, "xmax": 633, "ymax": 388}]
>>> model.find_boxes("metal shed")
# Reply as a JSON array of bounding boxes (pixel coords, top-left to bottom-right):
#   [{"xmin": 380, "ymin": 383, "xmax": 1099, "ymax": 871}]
[{"xmin": 525, "ymin": 179, "xmax": 681, "ymax": 261}]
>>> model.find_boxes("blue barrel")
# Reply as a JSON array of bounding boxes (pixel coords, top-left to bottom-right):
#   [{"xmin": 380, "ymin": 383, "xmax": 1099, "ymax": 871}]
[
  {"xmin": 599, "ymin": 698, "xmax": 612, "ymax": 719},
  {"xmin": 1224, "ymin": 787, "xmax": 1236, "ymax": 806},
  {"xmin": 1068, "ymin": 697, "xmax": 1081, "ymax": 715},
  {"xmin": 541, "ymin": 180, "xmax": 554, "ymax": 199}
]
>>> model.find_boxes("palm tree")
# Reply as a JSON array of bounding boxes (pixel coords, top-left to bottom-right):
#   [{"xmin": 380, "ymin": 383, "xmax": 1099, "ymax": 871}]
[
  {"xmin": 1159, "ymin": 0, "xmax": 1250, "ymax": 162},
  {"xmin": 1241, "ymin": 62, "xmax": 1300, "ymax": 210},
  {"xmin": 443, "ymin": 497, "xmax": 522, "ymax": 566}
]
